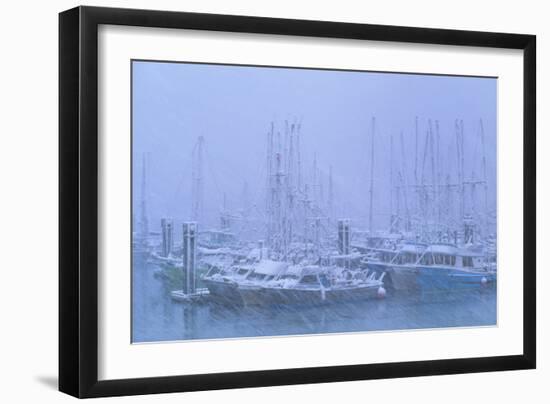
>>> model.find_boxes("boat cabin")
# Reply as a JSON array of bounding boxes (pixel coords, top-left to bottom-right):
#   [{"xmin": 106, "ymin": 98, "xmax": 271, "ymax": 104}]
[
  {"xmin": 416, "ymin": 244, "xmax": 486, "ymax": 268},
  {"xmin": 243, "ymin": 260, "xmax": 288, "ymax": 283},
  {"xmin": 274, "ymin": 265, "xmax": 331, "ymax": 289}
]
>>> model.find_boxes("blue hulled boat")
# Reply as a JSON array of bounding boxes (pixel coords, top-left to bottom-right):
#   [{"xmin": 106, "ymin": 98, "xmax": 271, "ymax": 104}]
[{"xmin": 415, "ymin": 244, "xmax": 496, "ymax": 290}]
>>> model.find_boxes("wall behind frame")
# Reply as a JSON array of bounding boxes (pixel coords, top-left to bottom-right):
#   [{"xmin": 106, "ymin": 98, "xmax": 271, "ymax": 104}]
[{"xmin": 0, "ymin": 0, "xmax": 545, "ymax": 403}]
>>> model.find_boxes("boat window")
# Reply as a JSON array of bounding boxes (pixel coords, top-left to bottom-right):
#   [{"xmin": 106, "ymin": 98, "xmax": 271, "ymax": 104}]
[
  {"xmin": 247, "ymin": 272, "xmax": 266, "ymax": 281},
  {"xmin": 300, "ymin": 275, "xmax": 319, "ymax": 285},
  {"xmin": 207, "ymin": 267, "xmax": 220, "ymax": 276},
  {"xmin": 444, "ymin": 255, "xmax": 456, "ymax": 266},
  {"xmin": 398, "ymin": 252, "xmax": 417, "ymax": 264},
  {"xmin": 237, "ymin": 268, "xmax": 249, "ymax": 275},
  {"xmin": 462, "ymin": 256, "xmax": 474, "ymax": 267},
  {"xmin": 419, "ymin": 254, "xmax": 433, "ymax": 265}
]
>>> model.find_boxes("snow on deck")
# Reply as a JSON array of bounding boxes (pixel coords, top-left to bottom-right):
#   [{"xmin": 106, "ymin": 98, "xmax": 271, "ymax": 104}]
[{"xmin": 254, "ymin": 260, "xmax": 289, "ymax": 275}]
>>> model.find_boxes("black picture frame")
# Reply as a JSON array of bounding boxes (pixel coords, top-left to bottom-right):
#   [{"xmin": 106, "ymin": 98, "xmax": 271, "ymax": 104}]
[{"xmin": 59, "ymin": 5, "xmax": 536, "ymax": 398}]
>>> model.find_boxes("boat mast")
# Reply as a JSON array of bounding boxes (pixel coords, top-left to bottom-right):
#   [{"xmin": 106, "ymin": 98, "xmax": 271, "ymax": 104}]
[
  {"xmin": 435, "ymin": 120, "xmax": 442, "ymax": 235},
  {"xmin": 191, "ymin": 136, "xmax": 205, "ymax": 225},
  {"xmin": 303, "ymin": 184, "xmax": 310, "ymax": 257},
  {"xmin": 414, "ymin": 116, "xmax": 419, "ymax": 219},
  {"xmin": 460, "ymin": 119, "xmax": 466, "ymax": 230},
  {"xmin": 399, "ymin": 130, "xmax": 411, "ymax": 232},
  {"xmin": 396, "ymin": 171, "xmax": 403, "ymax": 232},
  {"xmin": 296, "ymin": 120, "xmax": 302, "ymax": 193},
  {"xmin": 389, "ymin": 133, "xmax": 394, "ymax": 231},
  {"xmin": 287, "ymin": 121, "xmax": 295, "ymax": 248},
  {"xmin": 420, "ymin": 125, "xmax": 431, "ymax": 240},
  {"xmin": 479, "ymin": 118, "xmax": 489, "ymax": 237},
  {"xmin": 369, "ymin": 116, "xmax": 376, "ymax": 234},
  {"xmin": 455, "ymin": 119, "xmax": 465, "ymax": 231},
  {"xmin": 266, "ymin": 123, "xmax": 274, "ymax": 249},
  {"xmin": 139, "ymin": 152, "xmax": 149, "ymax": 246},
  {"xmin": 275, "ymin": 130, "xmax": 283, "ymax": 256},
  {"xmin": 428, "ymin": 120, "xmax": 436, "ymax": 236}
]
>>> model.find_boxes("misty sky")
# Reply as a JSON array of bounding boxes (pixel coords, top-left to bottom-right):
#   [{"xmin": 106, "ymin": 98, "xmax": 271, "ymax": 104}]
[{"xmin": 132, "ymin": 60, "xmax": 496, "ymax": 234}]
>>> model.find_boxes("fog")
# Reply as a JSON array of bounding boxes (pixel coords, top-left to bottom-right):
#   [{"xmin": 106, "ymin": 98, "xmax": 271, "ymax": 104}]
[{"xmin": 132, "ymin": 60, "xmax": 496, "ymax": 239}]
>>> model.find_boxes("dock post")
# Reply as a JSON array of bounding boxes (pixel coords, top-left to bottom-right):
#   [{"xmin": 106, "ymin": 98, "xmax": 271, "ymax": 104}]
[
  {"xmin": 338, "ymin": 219, "xmax": 351, "ymax": 268},
  {"xmin": 258, "ymin": 240, "xmax": 264, "ymax": 260},
  {"xmin": 183, "ymin": 222, "xmax": 197, "ymax": 295},
  {"xmin": 161, "ymin": 218, "xmax": 174, "ymax": 257}
]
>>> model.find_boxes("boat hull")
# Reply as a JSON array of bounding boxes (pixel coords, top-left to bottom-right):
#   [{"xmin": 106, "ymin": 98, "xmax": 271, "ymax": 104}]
[
  {"xmin": 387, "ymin": 265, "xmax": 418, "ymax": 291},
  {"xmin": 388, "ymin": 265, "xmax": 496, "ymax": 291},
  {"xmin": 202, "ymin": 279, "xmax": 243, "ymax": 305},
  {"xmin": 238, "ymin": 284, "xmax": 380, "ymax": 306}
]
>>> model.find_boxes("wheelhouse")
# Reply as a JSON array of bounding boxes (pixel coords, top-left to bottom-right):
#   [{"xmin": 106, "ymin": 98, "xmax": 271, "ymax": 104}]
[{"xmin": 415, "ymin": 244, "xmax": 486, "ymax": 269}]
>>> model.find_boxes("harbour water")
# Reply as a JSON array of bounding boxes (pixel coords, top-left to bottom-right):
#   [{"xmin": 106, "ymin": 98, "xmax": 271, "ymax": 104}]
[{"xmin": 132, "ymin": 254, "xmax": 497, "ymax": 343}]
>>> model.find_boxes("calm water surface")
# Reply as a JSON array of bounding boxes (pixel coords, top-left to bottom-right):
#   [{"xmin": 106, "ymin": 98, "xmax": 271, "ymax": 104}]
[{"xmin": 132, "ymin": 254, "xmax": 497, "ymax": 343}]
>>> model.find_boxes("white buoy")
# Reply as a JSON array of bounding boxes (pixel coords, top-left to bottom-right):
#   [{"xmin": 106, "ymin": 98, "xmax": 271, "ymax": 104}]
[
  {"xmin": 481, "ymin": 277, "xmax": 488, "ymax": 286},
  {"xmin": 377, "ymin": 286, "xmax": 386, "ymax": 299}
]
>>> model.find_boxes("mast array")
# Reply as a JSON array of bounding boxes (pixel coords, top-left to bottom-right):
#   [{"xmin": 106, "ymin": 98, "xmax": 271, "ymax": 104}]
[
  {"xmin": 143, "ymin": 116, "xmax": 494, "ymax": 255},
  {"xmin": 384, "ymin": 117, "xmax": 493, "ymax": 245}
]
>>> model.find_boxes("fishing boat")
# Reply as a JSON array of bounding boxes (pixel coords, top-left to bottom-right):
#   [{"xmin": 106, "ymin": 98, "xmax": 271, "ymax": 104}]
[
  {"xmin": 416, "ymin": 244, "xmax": 496, "ymax": 289},
  {"xmin": 233, "ymin": 260, "xmax": 290, "ymax": 306},
  {"xmin": 201, "ymin": 258, "xmax": 285, "ymax": 303},
  {"xmin": 201, "ymin": 262, "xmax": 254, "ymax": 305},
  {"xmin": 237, "ymin": 264, "xmax": 385, "ymax": 306},
  {"xmin": 389, "ymin": 243, "xmax": 495, "ymax": 291}
]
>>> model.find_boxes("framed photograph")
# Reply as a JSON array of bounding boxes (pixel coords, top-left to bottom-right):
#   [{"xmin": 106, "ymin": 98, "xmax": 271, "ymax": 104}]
[{"xmin": 59, "ymin": 6, "xmax": 536, "ymax": 398}]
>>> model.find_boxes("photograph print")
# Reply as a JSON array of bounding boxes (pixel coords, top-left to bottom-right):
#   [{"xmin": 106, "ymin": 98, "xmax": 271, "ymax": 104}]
[{"xmin": 131, "ymin": 60, "xmax": 497, "ymax": 343}]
